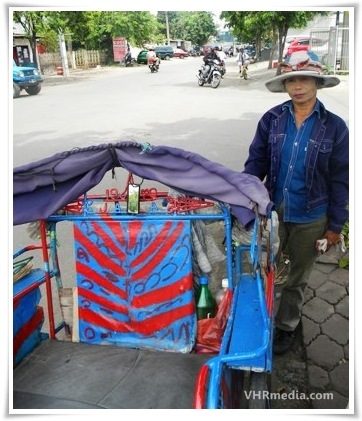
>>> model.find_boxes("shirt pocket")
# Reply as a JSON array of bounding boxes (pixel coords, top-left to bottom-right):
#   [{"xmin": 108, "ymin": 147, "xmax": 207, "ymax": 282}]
[{"xmin": 317, "ymin": 139, "xmax": 333, "ymax": 172}]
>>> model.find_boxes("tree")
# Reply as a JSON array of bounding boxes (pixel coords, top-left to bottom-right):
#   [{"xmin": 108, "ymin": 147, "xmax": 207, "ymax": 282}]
[
  {"xmin": 84, "ymin": 12, "xmax": 160, "ymax": 59},
  {"xmin": 157, "ymin": 11, "xmax": 217, "ymax": 46},
  {"xmin": 13, "ymin": 11, "xmax": 46, "ymax": 68},
  {"xmin": 157, "ymin": 11, "xmax": 179, "ymax": 40},
  {"xmin": 221, "ymin": 11, "xmax": 326, "ymax": 68}
]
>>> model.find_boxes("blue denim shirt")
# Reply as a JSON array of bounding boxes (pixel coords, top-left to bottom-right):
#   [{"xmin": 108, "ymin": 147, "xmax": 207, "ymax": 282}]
[
  {"xmin": 244, "ymin": 99, "xmax": 349, "ymax": 232},
  {"xmin": 274, "ymin": 101, "xmax": 327, "ymax": 222}
]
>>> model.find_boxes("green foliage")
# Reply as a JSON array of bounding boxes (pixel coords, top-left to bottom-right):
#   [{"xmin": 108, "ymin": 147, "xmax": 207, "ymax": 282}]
[
  {"xmin": 157, "ymin": 11, "xmax": 217, "ymax": 46},
  {"xmin": 338, "ymin": 220, "xmax": 349, "ymax": 269},
  {"xmin": 221, "ymin": 11, "xmax": 328, "ymax": 61},
  {"xmin": 341, "ymin": 220, "xmax": 349, "ymax": 248}
]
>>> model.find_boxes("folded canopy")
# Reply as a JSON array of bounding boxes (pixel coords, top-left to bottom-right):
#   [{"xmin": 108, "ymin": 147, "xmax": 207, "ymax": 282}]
[{"xmin": 13, "ymin": 141, "xmax": 272, "ymax": 227}]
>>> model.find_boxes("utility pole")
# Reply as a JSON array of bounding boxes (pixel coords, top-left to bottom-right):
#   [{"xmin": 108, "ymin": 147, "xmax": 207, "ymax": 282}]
[
  {"xmin": 58, "ymin": 31, "xmax": 70, "ymax": 77},
  {"xmin": 165, "ymin": 11, "xmax": 170, "ymax": 45}
]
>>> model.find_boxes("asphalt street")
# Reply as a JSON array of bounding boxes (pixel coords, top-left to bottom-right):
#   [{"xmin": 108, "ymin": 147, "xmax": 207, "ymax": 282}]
[{"xmin": 13, "ymin": 56, "xmax": 349, "ymax": 249}]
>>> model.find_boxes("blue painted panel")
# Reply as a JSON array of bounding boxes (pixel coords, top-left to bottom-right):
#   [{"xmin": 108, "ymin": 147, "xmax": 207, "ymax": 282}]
[{"xmin": 74, "ymin": 219, "xmax": 196, "ymax": 352}]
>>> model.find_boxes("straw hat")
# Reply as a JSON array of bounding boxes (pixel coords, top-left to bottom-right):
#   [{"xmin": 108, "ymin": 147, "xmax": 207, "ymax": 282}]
[{"xmin": 265, "ymin": 51, "xmax": 340, "ymax": 93}]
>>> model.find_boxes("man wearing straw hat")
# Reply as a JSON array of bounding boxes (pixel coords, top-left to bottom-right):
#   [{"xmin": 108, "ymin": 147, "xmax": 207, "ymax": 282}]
[{"xmin": 243, "ymin": 51, "xmax": 349, "ymax": 354}]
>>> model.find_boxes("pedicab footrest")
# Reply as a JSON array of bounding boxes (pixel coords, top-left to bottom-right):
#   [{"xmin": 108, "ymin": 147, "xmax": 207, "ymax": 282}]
[{"xmin": 227, "ymin": 274, "xmax": 270, "ymax": 370}]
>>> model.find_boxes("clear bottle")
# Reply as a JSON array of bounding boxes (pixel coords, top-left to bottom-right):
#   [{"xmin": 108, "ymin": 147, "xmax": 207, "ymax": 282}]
[
  {"xmin": 196, "ymin": 275, "xmax": 216, "ymax": 320},
  {"xmin": 215, "ymin": 278, "xmax": 229, "ymax": 306}
]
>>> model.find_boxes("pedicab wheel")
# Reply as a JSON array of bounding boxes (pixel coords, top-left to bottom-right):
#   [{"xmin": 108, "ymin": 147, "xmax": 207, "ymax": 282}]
[{"xmin": 235, "ymin": 371, "xmax": 271, "ymax": 409}]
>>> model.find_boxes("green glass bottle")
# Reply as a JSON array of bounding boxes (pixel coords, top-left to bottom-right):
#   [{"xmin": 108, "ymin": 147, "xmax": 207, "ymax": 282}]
[{"xmin": 196, "ymin": 276, "xmax": 216, "ymax": 320}]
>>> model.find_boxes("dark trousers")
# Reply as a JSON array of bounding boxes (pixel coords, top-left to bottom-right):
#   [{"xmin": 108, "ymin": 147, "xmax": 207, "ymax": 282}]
[{"xmin": 275, "ymin": 214, "xmax": 327, "ymax": 331}]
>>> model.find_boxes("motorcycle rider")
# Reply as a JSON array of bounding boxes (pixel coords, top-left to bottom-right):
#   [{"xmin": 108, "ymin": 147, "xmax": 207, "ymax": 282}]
[
  {"xmin": 147, "ymin": 48, "xmax": 160, "ymax": 67},
  {"xmin": 124, "ymin": 49, "xmax": 132, "ymax": 66},
  {"xmin": 237, "ymin": 48, "xmax": 250, "ymax": 73},
  {"xmin": 216, "ymin": 47, "xmax": 226, "ymax": 62},
  {"xmin": 202, "ymin": 47, "xmax": 221, "ymax": 79}
]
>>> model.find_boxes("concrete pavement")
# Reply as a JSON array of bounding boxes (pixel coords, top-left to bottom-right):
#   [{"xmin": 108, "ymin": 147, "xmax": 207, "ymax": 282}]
[{"xmin": 302, "ymin": 247, "xmax": 349, "ymax": 409}]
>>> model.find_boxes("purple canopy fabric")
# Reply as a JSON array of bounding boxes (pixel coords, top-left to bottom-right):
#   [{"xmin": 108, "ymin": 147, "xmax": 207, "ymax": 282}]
[{"xmin": 13, "ymin": 141, "xmax": 272, "ymax": 227}]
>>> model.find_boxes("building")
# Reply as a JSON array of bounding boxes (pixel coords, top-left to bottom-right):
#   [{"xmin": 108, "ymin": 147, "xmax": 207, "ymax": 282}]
[{"xmin": 12, "ymin": 22, "xmax": 35, "ymax": 65}]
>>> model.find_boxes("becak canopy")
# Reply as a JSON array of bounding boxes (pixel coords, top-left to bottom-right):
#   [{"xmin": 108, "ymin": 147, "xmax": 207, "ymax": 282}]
[{"xmin": 13, "ymin": 141, "xmax": 272, "ymax": 226}]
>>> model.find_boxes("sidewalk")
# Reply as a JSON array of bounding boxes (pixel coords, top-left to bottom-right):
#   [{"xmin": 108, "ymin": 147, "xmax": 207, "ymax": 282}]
[
  {"xmin": 42, "ymin": 65, "xmax": 119, "ymax": 86},
  {"xmin": 301, "ymin": 248, "xmax": 349, "ymax": 409}
]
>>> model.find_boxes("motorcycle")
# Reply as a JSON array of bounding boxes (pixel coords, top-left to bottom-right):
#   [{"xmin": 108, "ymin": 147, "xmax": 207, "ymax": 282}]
[
  {"xmin": 121, "ymin": 52, "xmax": 136, "ymax": 67},
  {"xmin": 149, "ymin": 59, "xmax": 160, "ymax": 73},
  {"xmin": 197, "ymin": 59, "xmax": 222, "ymax": 88},
  {"xmin": 219, "ymin": 60, "xmax": 226, "ymax": 78}
]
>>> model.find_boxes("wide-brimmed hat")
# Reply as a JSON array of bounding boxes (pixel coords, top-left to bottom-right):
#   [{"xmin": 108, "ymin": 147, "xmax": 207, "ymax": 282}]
[{"xmin": 265, "ymin": 51, "xmax": 340, "ymax": 93}]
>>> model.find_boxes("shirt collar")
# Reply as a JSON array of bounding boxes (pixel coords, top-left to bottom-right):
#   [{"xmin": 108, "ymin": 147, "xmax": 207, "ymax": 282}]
[{"xmin": 282, "ymin": 99, "xmax": 321, "ymax": 119}]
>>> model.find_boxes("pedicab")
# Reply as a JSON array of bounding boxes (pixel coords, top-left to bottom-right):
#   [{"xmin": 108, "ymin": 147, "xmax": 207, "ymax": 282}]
[{"xmin": 12, "ymin": 141, "xmax": 277, "ymax": 410}]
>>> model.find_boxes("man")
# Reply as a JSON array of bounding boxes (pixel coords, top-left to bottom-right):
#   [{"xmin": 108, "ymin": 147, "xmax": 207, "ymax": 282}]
[
  {"xmin": 216, "ymin": 47, "xmax": 226, "ymax": 62},
  {"xmin": 237, "ymin": 48, "xmax": 250, "ymax": 73},
  {"xmin": 243, "ymin": 51, "xmax": 349, "ymax": 354},
  {"xmin": 146, "ymin": 48, "xmax": 159, "ymax": 66},
  {"xmin": 202, "ymin": 47, "xmax": 221, "ymax": 78}
]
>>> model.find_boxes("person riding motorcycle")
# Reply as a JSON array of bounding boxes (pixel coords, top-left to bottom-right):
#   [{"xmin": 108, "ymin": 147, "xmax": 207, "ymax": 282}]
[
  {"xmin": 202, "ymin": 48, "xmax": 221, "ymax": 79},
  {"xmin": 147, "ymin": 48, "xmax": 160, "ymax": 67},
  {"xmin": 237, "ymin": 48, "xmax": 250, "ymax": 74},
  {"xmin": 124, "ymin": 50, "xmax": 132, "ymax": 65}
]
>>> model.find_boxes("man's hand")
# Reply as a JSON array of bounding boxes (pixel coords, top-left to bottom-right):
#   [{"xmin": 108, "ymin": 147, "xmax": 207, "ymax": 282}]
[
  {"xmin": 323, "ymin": 230, "xmax": 342, "ymax": 248},
  {"xmin": 315, "ymin": 230, "xmax": 342, "ymax": 254}
]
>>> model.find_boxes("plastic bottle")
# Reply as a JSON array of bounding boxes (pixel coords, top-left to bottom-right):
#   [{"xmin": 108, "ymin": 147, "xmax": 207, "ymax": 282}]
[
  {"xmin": 196, "ymin": 275, "xmax": 216, "ymax": 320},
  {"xmin": 215, "ymin": 278, "xmax": 229, "ymax": 306}
]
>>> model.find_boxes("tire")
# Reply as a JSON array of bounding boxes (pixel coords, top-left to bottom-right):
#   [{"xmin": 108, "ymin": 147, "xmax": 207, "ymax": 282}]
[
  {"xmin": 198, "ymin": 78, "xmax": 204, "ymax": 86},
  {"xmin": 233, "ymin": 371, "xmax": 271, "ymax": 409},
  {"xmin": 247, "ymin": 372, "xmax": 271, "ymax": 409},
  {"xmin": 25, "ymin": 85, "xmax": 41, "ymax": 95},
  {"xmin": 13, "ymin": 83, "xmax": 21, "ymax": 98},
  {"xmin": 165, "ymin": 55, "xmax": 170, "ymax": 60},
  {"xmin": 211, "ymin": 74, "xmax": 221, "ymax": 88}
]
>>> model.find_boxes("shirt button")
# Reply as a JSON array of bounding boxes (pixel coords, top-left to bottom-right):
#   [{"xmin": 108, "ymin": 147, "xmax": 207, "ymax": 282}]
[
  {"xmin": 284, "ymin": 188, "xmax": 288, "ymax": 191},
  {"xmin": 294, "ymin": 142, "xmax": 298, "ymax": 146},
  {"xmin": 289, "ymin": 165, "xmax": 293, "ymax": 169}
]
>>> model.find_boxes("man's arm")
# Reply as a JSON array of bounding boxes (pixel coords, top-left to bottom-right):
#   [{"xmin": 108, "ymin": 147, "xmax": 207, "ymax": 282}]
[
  {"xmin": 243, "ymin": 113, "xmax": 271, "ymax": 181},
  {"xmin": 326, "ymin": 124, "xmax": 349, "ymax": 234}
]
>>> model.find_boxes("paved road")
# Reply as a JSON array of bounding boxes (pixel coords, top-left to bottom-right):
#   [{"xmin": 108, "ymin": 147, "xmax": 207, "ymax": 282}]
[
  {"xmin": 13, "ymin": 56, "xmax": 349, "ymax": 169},
  {"xmin": 13, "ymin": 56, "xmax": 349, "ymax": 244},
  {"xmin": 14, "ymin": 57, "xmax": 274, "ymax": 169}
]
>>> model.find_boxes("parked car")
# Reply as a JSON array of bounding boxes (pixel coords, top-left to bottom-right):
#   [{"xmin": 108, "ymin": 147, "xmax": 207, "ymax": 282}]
[
  {"xmin": 137, "ymin": 50, "xmax": 148, "ymax": 64},
  {"xmin": 13, "ymin": 60, "xmax": 43, "ymax": 98},
  {"xmin": 155, "ymin": 45, "xmax": 174, "ymax": 60},
  {"xmin": 189, "ymin": 47, "xmax": 201, "ymax": 56},
  {"xmin": 173, "ymin": 48, "xmax": 188, "ymax": 58},
  {"xmin": 284, "ymin": 36, "xmax": 327, "ymax": 59}
]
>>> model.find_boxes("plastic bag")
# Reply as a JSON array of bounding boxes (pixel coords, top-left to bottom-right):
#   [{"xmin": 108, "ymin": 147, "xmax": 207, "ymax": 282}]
[{"xmin": 195, "ymin": 289, "xmax": 233, "ymax": 354}]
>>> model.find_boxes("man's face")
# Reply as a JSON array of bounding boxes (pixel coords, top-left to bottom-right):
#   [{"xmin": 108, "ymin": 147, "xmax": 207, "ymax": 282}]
[{"xmin": 284, "ymin": 76, "xmax": 318, "ymax": 106}]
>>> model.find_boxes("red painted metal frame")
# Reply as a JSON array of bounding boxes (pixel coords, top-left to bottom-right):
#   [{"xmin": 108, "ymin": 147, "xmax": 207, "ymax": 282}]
[
  {"xmin": 265, "ymin": 268, "xmax": 275, "ymax": 316},
  {"xmin": 39, "ymin": 220, "xmax": 56, "ymax": 339},
  {"xmin": 193, "ymin": 364, "xmax": 210, "ymax": 408}
]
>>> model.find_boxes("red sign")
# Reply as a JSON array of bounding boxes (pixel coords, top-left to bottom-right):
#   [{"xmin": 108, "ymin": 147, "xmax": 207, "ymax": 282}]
[{"xmin": 112, "ymin": 37, "xmax": 127, "ymax": 62}]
